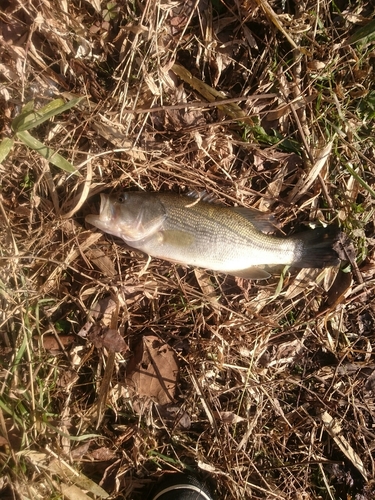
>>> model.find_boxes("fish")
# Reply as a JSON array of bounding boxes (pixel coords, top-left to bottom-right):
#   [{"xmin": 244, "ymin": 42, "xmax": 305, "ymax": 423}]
[{"xmin": 85, "ymin": 191, "xmax": 341, "ymax": 280}]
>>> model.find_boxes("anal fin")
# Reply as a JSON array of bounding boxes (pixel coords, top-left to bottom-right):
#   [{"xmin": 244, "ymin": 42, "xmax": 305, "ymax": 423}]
[{"xmin": 228, "ymin": 267, "xmax": 271, "ymax": 280}]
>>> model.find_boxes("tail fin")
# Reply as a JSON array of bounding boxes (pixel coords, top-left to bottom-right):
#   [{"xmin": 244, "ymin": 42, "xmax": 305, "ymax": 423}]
[{"xmin": 292, "ymin": 226, "xmax": 342, "ymax": 268}]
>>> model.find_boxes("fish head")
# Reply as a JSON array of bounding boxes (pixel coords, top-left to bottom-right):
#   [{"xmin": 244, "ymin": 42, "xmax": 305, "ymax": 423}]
[{"xmin": 85, "ymin": 192, "xmax": 166, "ymax": 242}]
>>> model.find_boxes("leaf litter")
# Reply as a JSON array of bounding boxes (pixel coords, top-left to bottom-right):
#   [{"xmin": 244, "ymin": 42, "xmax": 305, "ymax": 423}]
[{"xmin": 1, "ymin": 0, "xmax": 375, "ymax": 499}]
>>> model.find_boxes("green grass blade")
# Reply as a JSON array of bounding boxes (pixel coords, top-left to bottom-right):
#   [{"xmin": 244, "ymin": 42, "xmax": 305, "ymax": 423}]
[
  {"xmin": 0, "ymin": 137, "xmax": 14, "ymax": 163},
  {"xmin": 17, "ymin": 130, "xmax": 80, "ymax": 176},
  {"xmin": 13, "ymin": 97, "xmax": 84, "ymax": 132},
  {"xmin": 12, "ymin": 110, "xmax": 37, "ymax": 132},
  {"xmin": 347, "ymin": 19, "xmax": 375, "ymax": 45},
  {"xmin": 344, "ymin": 163, "xmax": 375, "ymax": 199}
]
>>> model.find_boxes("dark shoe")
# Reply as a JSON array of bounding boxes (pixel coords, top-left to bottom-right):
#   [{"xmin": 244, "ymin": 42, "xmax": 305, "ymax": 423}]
[{"xmin": 149, "ymin": 473, "xmax": 214, "ymax": 500}]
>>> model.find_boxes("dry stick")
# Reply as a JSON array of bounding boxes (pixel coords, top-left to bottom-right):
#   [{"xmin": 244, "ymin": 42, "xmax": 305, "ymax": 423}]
[
  {"xmin": 96, "ymin": 303, "xmax": 120, "ymax": 429},
  {"xmin": 96, "ymin": 350, "xmax": 116, "ymax": 429},
  {"xmin": 254, "ymin": 0, "xmax": 299, "ymax": 50},
  {"xmin": 187, "ymin": 366, "xmax": 219, "ymax": 439},
  {"xmin": 270, "ymin": 0, "xmax": 334, "ymax": 211},
  {"xmin": 41, "ymin": 162, "xmax": 60, "ymax": 216},
  {"xmin": 0, "ymin": 407, "xmax": 18, "ymax": 465},
  {"xmin": 257, "ymin": 459, "xmax": 345, "ymax": 472},
  {"xmin": 284, "ymin": 91, "xmax": 335, "ymax": 211},
  {"xmin": 292, "ymin": 2, "xmax": 335, "ymax": 211},
  {"xmin": 335, "ymin": 131, "xmax": 375, "ymax": 171},
  {"xmin": 0, "ymin": 254, "xmax": 274, "ymax": 330},
  {"xmin": 339, "ymin": 241, "xmax": 364, "ymax": 285},
  {"xmin": 121, "ymin": 94, "xmax": 277, "ymax": 114},
  {"xmin": 292, "ymin": 0, "xmax": 309, "ymax": 139},
  {"xmin": 170, "ymin": 0, "xmax": 201, "ymax": 63},
  {"xmin": 292, "ymin": 0, "xmax": 311, "ymax": 139},
  {"xmin": 114, "ymin": 0, "xmax": 152, "ymax": 119}
]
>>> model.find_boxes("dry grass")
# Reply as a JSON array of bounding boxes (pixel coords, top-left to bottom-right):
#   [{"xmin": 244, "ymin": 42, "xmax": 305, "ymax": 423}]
[{"xmin": 1, "ymin": 0, "xmax": 375, "ymax": 499}]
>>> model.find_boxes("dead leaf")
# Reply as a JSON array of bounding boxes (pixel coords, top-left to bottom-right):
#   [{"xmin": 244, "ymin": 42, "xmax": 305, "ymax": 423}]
[
  {"xmin": 194, "ymin": 268, "xmax": 220, "ymax": 313},
  {"xmin": 171, "ymin": 63, "xmax": 252, "ymax": 124},
  {"xmin": 155, "ymin": 405, "xmax": 191, "ymax": 430},
  {"xmin": 102, "ymin": 329, "xmax": 129, "ymax": 354},
  {"xmin": 253, "ymin": 0, "xmax": 299, "ymax": 49},
  {"xmin": 89, "ymin": 447, "xmax": 117, "ymax": 461},
  {"xmin": 307, "ymin": 60, "xmax": 326, "ymax": 71},
  {"xmin": 365, "ymin": 371, "xmax": 375, "ymax": 394},
  {"xmin": 197, "ymin": 460, "xmax": 218, "ymax": 473},
  {"xmin": 56, "ymin": 368, "xmax": 79, "ymax": 390},
  {"xmin": 77, "ymin": 321, "xmax": 92, "ymax": 338},
  {"xmin": 89, "ymin": 297, "xmax": 118, "ymax": 326},
  {"xmin": 269, "ymin": 339, "xmax": 305, "ymax": 367},
  {"xmin": 86, "ymin": 0, "xmax": 101, "ymax": 13},
  {"xmin": 20, "ymin": 452, "xmax": 109, "ymax": 499},
  {"xmin": 71, "ymin": 441, "xmax": 91, "ymax": 460},
  {"xmin": 326, "ymin": 270, "xmax": 353, "ymax": 307},
  {"xmin": 213, "ymin": 411, "xmax": 246, "ymax": 424},
  {"xmin": 90, "ymin": 121, "xmax": 146, "ymax": 161},
  {"xmin": 85, "ymin": 248, "xmax": 116, "ymax": 277},
  {"xmin": 57, "ymin": 483, "xmax": 93, "ymax": 500},
  {"xmin": 125, "ymin": 336, "xmax": 179, "ymax": 406},
  {"xmin": 42, "ymin": 334, "xmax": 75, "ymax": 353},
  {"xmin": 88, "ymin": 327, "xmax": 128, "ymax": 354},
  {"xmin": 333, "ymin": 232, "xmax": 357, "ymax": 263},
  {"xmin": 284, "ymin": 268, "xmax": 321, "ymax": 301},
  {"xmin": 270, "ymin": 94, "xmax": 318, "ymax": 122},
  {"xmin": 49, "ymin": 458, "xmax": 110, "ymax": 498}
]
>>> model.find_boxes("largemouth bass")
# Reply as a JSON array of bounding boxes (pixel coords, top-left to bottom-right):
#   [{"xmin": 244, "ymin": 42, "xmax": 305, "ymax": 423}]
[{"xmin": 85, "ymin": 191, "xmax": 341, "ymax": 279}]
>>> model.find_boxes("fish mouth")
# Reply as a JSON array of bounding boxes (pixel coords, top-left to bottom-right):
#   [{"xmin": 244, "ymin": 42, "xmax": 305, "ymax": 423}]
[{"xmin": 85, "ymin": 193, "xmax": 113, "ymax": 231}]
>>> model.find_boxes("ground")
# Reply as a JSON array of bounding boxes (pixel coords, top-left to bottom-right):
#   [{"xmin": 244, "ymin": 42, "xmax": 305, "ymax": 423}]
[{"xmin": 1, "ymin": 0, "xmax": 375, "ymax": 499}]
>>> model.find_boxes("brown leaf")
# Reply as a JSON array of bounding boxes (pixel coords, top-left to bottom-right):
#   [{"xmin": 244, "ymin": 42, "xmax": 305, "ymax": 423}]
[
  {"xmin": 326, "ymin": 270, "xmax": 353, "ymax": 307},
  {"xmin": 88, "ymin": 327, "xmax": 128, "ymax": 354},
  {"xmin": 71, "ymin": 441, "xmax": 91, "ymax": 460},
  {"xmin": 102, "ymin": 329, "xmax": 129, "ymax": 354},
  {"xmin": 89, "ymin": 447, "xmax": 117, "ymax": 461},
  {"xmin": 42, "ymin": 334, "xmax": 75, "ymax": 353},
  {"xmin": 155, "ymin": 404, "xmax": 191, "ymax": 430},
  {"xmin": 89, "ymin": 297, "xmax": 118, "ymax": 326},
  {"xmin": 56, "ymin": 368, "xmax": 79, "ymax": 389},
  {"xmin": 85, "ymin": 248, "xmax": 117, "ymax": 277},
  {"xmin": 125, "ymin": 336, "xmax": 179, "ymax": 405}
]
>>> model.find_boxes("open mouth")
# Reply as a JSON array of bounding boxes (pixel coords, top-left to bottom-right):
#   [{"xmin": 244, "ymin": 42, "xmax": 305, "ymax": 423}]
[{"xmin": 85, "ymin": 193, "xmax": 112, "ymax": 230}]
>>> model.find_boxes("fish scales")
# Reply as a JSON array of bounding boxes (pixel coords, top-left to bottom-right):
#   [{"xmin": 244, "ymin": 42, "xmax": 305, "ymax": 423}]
[
  {"xmin": 151, "ymin": 195, "xmax": 296, "ymax": 269},
  {"xmin": 85, "ymin": 191, "xmax": 341, "ymax": 280}
]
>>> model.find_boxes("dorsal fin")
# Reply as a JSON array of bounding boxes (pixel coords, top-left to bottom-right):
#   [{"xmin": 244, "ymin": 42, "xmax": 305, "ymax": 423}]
[
  {"xmin": 231, "ymin": 207, "xmax": 278, "ymax": 234},
  {"xmin": 186, "ymin": 190, "xmax": 222, "ymax": 204},
  {"xmin": 186, "ymin": 191, "xmax": 278, "ymax": 233}
]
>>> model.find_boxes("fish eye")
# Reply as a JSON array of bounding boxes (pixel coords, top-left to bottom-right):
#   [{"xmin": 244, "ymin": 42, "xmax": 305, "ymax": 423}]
[{"xmin": 117, "ymin": 194, "xmax": 127, "ymax": 203}]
